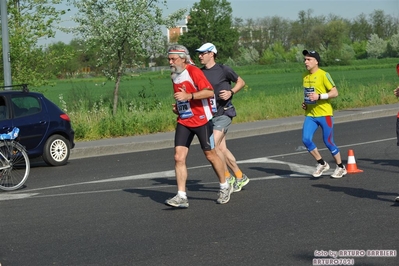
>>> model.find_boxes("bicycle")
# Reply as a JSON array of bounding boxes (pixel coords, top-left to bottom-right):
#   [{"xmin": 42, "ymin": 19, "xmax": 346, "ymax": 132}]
[{"xmin": 0, "ymin": 128, "xmax": 30, "ymax": 191}]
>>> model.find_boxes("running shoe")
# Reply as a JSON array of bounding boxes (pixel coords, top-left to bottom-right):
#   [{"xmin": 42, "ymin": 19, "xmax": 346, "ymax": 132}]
[
  {"xmin": 331, "ymin": 165, "xmax": 347, "ymax": 179},
  {"xmin": 217, "ymin": 184, "xmax": 233, "ymax": 204},
  {"xmin": 165, "ymin": 194, "xmax": 189, "ymax": 208},
  {"xmin": 312, "ymin": 162, "xmax": 330, "ymax": 177},
  {"xmin": 226, "ymin": 175, "xmax": 235, "ymax": 185},
  {"xmin": 233, "ymin": 174, "xmax": 250, "ymax": 192}
]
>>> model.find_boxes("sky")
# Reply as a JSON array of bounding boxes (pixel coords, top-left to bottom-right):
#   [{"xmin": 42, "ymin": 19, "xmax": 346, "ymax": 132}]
[{"xmin": 46, "ymin": 0, "xmax": 399, "ymax": 45}]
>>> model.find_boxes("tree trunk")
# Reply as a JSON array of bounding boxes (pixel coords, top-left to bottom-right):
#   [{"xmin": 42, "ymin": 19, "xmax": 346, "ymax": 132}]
[{"xmin": 112, "ymin": 65, "xmax": 123, "ymax": 116}]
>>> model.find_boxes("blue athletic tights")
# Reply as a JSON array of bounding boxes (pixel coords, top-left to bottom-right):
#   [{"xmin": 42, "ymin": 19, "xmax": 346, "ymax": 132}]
[{"xmin": 302, "ymin": 116, "xmax": 339, "ymax": 156}]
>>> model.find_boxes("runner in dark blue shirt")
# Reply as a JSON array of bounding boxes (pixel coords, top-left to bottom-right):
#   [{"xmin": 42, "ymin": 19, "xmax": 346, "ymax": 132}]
[{"xmin": 196, "ymin": 43, "xmax": 249, "ymax": 192}]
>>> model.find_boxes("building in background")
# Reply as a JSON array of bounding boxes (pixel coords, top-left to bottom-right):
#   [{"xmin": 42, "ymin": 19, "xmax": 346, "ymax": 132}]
[{"xmin": 167, "ymin": 16, "xmax": 189, "ymax": 44}]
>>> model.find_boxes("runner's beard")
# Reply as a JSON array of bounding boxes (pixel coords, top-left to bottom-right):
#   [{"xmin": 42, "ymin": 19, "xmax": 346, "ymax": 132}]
[{"xmin": 170, "ymin": 65, "xmax": 185, "ymax": 74}]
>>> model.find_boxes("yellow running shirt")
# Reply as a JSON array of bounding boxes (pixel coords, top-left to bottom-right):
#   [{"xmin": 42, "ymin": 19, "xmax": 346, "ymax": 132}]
[{"xmin": 302, "ymin": 68, "xmax": 335, "ymax": 117}]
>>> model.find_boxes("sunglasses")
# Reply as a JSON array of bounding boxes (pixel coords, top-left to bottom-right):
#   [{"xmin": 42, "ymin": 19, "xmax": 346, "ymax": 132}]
[{"xmin": 198, "ymin": 51, "xmax": 210, "ymax": 56}]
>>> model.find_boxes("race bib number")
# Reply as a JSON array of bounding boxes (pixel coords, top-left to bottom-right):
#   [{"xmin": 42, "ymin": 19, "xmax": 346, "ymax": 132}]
[
  {"xmin": 210, "ymin": 95, "xmax": 217, "ymax": 113},
  {"xmin": 176, "ymin": 100, "xmax": 194, "ymax": 119},
  {"xmin": 304, "ymin": 87, "xmax": 316, "ymax": 104}
]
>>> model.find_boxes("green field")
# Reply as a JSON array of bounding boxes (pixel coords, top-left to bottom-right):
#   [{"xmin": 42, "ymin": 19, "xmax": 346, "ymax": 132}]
[
  {"xmin": 31, "ymin": 58, "xmax": 399, "ymax": 140},
  {"xmin": 38, "ymin": 59, "xmax": 399, "ymax": 102}
]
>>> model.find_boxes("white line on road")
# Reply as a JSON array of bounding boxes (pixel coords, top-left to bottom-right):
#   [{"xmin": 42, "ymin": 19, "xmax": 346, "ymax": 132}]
[
  {"xmin": 1, "ymin": 137, "xmax": 395, "ymax": 201},
  {"xmin": 0, "ymin": 158, "xmax": 313, "ymax": 201}
]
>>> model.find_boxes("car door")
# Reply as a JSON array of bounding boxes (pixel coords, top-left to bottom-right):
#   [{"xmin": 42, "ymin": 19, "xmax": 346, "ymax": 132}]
[{"xmin": 9, "ymin": 94, "xmax": 50, "ymax": 151}]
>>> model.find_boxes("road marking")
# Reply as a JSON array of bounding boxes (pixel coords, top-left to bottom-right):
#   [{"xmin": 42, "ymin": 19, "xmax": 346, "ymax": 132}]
[
  {"xmin": 2, "ymin": 137, "xmax": 395, "ymax": 201},
  {"xmin": 0, "ymin": 193, "xmax": 39, "ymax": 201},
  {"xmin": 265, "ymin": 137, "xmax": 397, "ymax": 159},
  {"xmin": 0, "ymin": 158, "xmax": 314, "ymax": 201}
]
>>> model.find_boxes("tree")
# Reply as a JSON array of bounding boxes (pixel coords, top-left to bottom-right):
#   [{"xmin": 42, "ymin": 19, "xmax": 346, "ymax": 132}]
[
  {"xmin": 366, "ymin": 34, "xmax": 387, "ymax": 58},
  {"xmin": 369, "ymin": 10, "xmax": 397, "ymax": 39},
  {"xmin": 2, "ymin": 0, "xmax": 71, "ymax": 86},
  {"xmin": 339, "ymin": 44, "xmax": 356, "ymax": 65},
  {"xmin": 259, "ymin": 41, "xmax": 292, "ymax": 65},
  {"xmin": 352, "ymin": 40, "xmax": 368, "ymax": 59},
  {"xmin": 234, "ymin": 18, "xmax": 255, "ymax": 49},
  {"xmin": 388, "ymin": 34, "xmax": 399, "ymax": 57},
  {"xmin": 349, "ymin": 13, "xmax": 372, "ymax": 42},
  {"xmin": 71, "ymin": 0, "xmax": 186, "ymax": 115},
  {"xmin": 178, "ymin": 0, "xmax": 239, "ymax": 62},
  {"xmin": 290, "ymin": 9, "xmax": 322, "ymax": 47},
  {"xmin": 45, "ymin": 42, "xmax": 78, "ymax": 78},
  {"xmin": 67, "ymin": 38, "xmax": 104, "ymax": 76},
  {"xmin": 267, "ymin": 16, "xmax": 291, "ymax": 49},
  {"xmin": 234, "ymin": 47, "xmax": 259, "ymax": 66},
  {"xmin": 317, "ymin": 19, "xmax": 350, "ymax": 65}
]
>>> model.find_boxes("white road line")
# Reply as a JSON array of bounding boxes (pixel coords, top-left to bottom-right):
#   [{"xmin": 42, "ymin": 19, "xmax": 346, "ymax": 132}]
[
  {"xmin": 0, "ymin": 193, "xmax": 40, "ymax": 201},
  {"xmin": 266, "ymin": 137, "xmax": 397, "ymax": 159},
  {"xmin": 1, "ymin": 137, "xmax": 395, "ymax": 201},
  {"xmin": 0, "ymin": 175, "xmax": 309, "ymax": 201},
  {"xmin": 0, "ymin": 158, "xmax": 313, "ymax": 201}
]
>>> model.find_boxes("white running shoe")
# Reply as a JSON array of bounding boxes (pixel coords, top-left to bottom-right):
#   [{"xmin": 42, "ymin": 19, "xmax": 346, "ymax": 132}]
[
  {"xmin": 312, "ymin": 162, "xmax": 330, "ymax": 177},
  {"xmin": 165, "ymin": 194, "xmax": 189, "ymax": 208},
  {"xmin": 331, "ymin": 165, "xmax": 347, "ymax": 179},
  {"xmin": 217, "ymin": 184, "xmax": 233, "ymax": 204}
]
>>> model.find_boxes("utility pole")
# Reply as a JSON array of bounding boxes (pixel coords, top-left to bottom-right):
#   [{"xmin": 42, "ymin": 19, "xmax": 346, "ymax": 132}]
[{"xmin": 1, "ymin": 0, "xmax": 12, "ymax": 88}]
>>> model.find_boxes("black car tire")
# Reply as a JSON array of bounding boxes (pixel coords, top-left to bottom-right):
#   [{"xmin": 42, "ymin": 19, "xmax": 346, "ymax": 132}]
[{"xmin": 42, "ymin": 134, "xmax": 70, "ymax": 166}]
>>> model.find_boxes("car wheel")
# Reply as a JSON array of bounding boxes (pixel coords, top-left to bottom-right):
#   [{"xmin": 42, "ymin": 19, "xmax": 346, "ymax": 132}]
[{"xmin": 42, "ymin": 134, "xmax": 70, "ymax": 166}]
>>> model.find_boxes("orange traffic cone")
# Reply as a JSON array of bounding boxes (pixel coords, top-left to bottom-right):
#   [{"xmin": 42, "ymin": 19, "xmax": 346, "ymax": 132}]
[{"xmin": 346, "ymin": 149, "xmax": 363, "ymax": 174}]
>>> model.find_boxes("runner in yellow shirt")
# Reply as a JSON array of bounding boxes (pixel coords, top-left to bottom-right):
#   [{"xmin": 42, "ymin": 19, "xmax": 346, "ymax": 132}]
[{"xmin": 301, "ymin": 50, "xmax": 346, "ymax": 178}]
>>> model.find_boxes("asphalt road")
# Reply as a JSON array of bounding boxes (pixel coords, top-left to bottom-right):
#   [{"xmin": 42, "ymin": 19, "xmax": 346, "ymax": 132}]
[{"xmin": 1, "ymin": 114, "xmax": 399, "ymax": 266}]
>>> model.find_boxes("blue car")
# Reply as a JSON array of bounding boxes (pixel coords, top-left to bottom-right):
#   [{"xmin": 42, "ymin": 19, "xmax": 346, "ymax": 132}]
[{"xmin": 0, "ymin": 86, "xmax": 75, "ymax": 166}]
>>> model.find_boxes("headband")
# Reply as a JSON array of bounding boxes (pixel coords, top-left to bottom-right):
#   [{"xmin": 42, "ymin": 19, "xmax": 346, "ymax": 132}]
[{"xmin": 168, "ymin": 49, "xmax": 187, "ymax": 55}]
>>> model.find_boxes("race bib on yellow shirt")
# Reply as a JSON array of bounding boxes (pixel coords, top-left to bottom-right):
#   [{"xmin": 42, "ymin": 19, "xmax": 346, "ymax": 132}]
[{"xmin": 304, "ymin": 87, "xmax": 316, "ymax": 104}]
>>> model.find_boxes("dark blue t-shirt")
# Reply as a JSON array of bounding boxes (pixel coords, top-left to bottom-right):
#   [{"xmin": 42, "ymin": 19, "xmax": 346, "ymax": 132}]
[{"xmin": 201, "ymin": 64, "xmax": 238, "ymax": 111}]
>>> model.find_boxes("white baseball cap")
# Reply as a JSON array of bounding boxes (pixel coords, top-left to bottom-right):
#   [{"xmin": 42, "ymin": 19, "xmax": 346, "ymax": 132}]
[{"xmin": 196, "ymin": 43, "xmax": 217, "ymax": 54}]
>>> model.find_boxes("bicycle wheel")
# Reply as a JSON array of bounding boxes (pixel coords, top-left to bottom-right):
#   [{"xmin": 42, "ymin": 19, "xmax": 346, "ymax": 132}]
[{"xmin": 0, "ymin": 141, "xmax": 30, "ymax": 191}]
